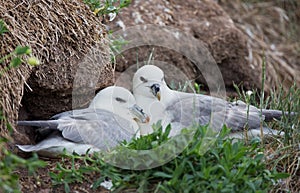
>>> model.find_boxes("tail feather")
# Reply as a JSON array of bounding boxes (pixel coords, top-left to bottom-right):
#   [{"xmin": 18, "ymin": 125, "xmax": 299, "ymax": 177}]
[
  {"xmin": 17, "ymin": 120, "xmax": 59, "ymax": 129},
  {"xmin": 16, "ymin": 144, "xmax": 39, "ymax": 152},
  {"xmin": 261, "ymin": 109, "xmax": 296, "ymax": 122}
]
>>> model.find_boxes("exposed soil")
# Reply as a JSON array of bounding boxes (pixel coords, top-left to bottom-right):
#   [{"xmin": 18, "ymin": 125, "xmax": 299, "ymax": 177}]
[
  {"xmin": 16, "ymin": 158, "xmax": 110, "ymax": 193},
  {"xmin": 109, "ymin": 0, "xmax": 299, "ymax": 94},
  {"xmin": 110, "ymin": 0, "xmax": 255, "ymax": 94}
]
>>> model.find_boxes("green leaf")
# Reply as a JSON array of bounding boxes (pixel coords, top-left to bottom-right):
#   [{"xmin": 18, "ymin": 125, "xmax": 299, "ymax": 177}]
[
  {"xmin": 64, "ymin": 182, "xmax": 70, "ymax": 193},
  {"xmin": 272, "ymin": 172, "xmax": 290, "ymax": 180},
  {"xmin": 92, "ymin": 176, "xmax": 106, "ymax": 190},
  {"xmin": 153, "ymin": 171, "xmax": 173, "ymax": 179},
  {"xmin": 0, "ymin": 20, "xmax": 9, "ymax": 35},
  {"xmin": 14, "ymin": 46, "xmax": 30, "ymax": 55},
  {"xmin": 162, "ymin": 124, "xmax": 171, "ymax": 140},
  {"xmin": 9, "ymin": 57, "xmax": 22, "ymax": 68},
  {"xmin": 254, "ymin": 153, "xmax": 264, "ymax": 161}
]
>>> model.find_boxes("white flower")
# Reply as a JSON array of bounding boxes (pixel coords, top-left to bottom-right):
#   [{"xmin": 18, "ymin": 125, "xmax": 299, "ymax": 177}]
[
  {"xmin": 100, "ymin": 178, "xmax": 113, "ymax": 190},
  {"xmin": 108, "ymin": 12, "xmax": 117, "ymax": 21},
  {"xmin": 246, "ymin": 90, "xmax": 253, "ymax": 96}
]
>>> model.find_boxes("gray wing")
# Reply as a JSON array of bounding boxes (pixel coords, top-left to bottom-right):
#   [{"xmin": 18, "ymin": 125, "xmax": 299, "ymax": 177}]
[
  {"xmin": 51, "ymin": 110, "xmax": 73, "ymax": 119},
  {"xmin": 58, "ymin": 109, "xmax": 136, "ymax": 150},
  {"xmin": 52, "ymin": 109, "xmax": 136, "ymax": 150},
  {"xmin": 165, "ymin": 95, "xmax": 212, "ymax": 129},
  {"xmin": 223, "ymin": 100, "xmax": 262, "ymax": 131},
  {"xmin": 51, "ymin": 108, "xmax": 104, "ymax": 120},
  {"xmin": 166, "ymin": 93, "xmax": 262, "ymax": 132},
  {"xmin": 19, "ymin": 108, "xmax": 136, "ymax": 150},
  {"xmin": 17, "ymin": 108, "xmax": 105, "ymax": 133}
]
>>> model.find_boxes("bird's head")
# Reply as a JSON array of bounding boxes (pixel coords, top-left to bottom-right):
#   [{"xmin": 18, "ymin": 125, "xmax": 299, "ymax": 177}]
[
  {"xmin": 89, "ymin": 86, "xmax": 149, "ymax": 124},
  {"xmin": 132, "ymin": 65, "xmax": 167, "ymax": 101}
]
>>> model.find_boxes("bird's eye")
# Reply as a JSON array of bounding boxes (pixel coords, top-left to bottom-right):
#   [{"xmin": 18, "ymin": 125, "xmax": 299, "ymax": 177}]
[
  {"xmin": 140, "ymin": 76, "xmax": 148, "ymax": 83},
  {"xmin": 161, "ymin": 77, "xmax": 164, "ymax": 82},
  {"xmin": 115, "ymin": 97, "xmax": 126, "ymax": 103}
]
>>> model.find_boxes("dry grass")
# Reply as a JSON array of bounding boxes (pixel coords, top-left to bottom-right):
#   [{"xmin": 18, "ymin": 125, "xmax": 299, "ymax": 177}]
[
  {"xmin": 0, "ymin": 0, "xmax": 110, "ymax": 140},
  {"xmin": 219, "ymin": 0, "xmax": 300, "ymax": 92},
  {"xmin": 265, "ymin": 142, "xmax": 300, "ymax": 193},
  {"xmin": 219, "ymin": 1, "xmax": 300, "ymax": 191}
]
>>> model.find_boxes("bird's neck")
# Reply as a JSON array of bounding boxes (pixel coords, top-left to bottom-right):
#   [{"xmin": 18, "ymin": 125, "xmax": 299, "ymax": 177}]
[
  {"xmin": 160, "ymin": 85, "xmax": 176, "ymax": 105},
  {"xmin": 138, "ymin": 123, "xmax": 153, "ymax": 136}
]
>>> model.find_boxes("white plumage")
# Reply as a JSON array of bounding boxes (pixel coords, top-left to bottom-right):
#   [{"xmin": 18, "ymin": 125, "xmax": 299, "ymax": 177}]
[
  {"xmin": 133, "ymin": 65, "xmax": 284, "ymax": 138},
  {"xmin": 17, "ymin": 86, "xmax": 149, "ymax": 157}
]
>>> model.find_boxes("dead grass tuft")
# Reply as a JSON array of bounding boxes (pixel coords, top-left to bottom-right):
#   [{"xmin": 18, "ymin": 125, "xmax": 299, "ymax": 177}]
[
  {"xmin": 265, "ymin": 141, "xmax": 300, "ymax": 192},
  {"xmin": 219, "ymin": 1, "xmax": 300, "ymax": 191},
  {"xmin": 219, "ymin": 0, "xmax": 300, "ymax": 92},
  {"xmin": 0, "ymin": 0, "xmax": 111, "ymax": 140}
]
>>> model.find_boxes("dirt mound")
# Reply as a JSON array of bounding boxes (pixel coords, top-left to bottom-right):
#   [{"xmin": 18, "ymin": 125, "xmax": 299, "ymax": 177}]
[
  {"xmin": 219, "ymin": 0, "xmax": 300, "ymax": 92},
  {"xmin": 0, "ymin": 0, "xmax": 113, "ymax": 144},
  {"xmin": 108, "ymin": 0, "xmax": 299, "ymax": 93},
  {"xmin": 108, "ymin": 0, "xmax": 258, "ymax": 94}
]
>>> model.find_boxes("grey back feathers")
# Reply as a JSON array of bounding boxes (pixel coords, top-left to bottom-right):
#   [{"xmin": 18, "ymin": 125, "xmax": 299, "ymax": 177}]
[
  {"xmin": 17, "ymin": 86, "xmax": 143, "ymax": 157},
  {"xmin": 132, "ymin": 65, "xmax": 288, "ymax": 138},
  {"xmin": 164, "ymin": 95, "xmax": 264, "ymax": 133},
  {"xmin": 17, "ymin": 109, "xmax": 135, "ymax": 155}
]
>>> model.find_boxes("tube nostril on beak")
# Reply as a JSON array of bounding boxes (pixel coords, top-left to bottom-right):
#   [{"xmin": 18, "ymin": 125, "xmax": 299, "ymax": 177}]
[
  {"xmin": 151, "ymin": 84, "xmax": 160, "ymax": 93},
  {"xmin": 150, "ymin": 84, "xmax": 161, "ymax": 100}
]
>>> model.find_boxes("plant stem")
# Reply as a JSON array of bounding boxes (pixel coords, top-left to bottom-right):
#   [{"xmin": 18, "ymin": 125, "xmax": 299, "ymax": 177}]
[
  {"xmin": 260, "ymin": 54, "xmax": 266, "ymax": 146},
  {"xmin": 0, "ymin": 52, "xmax": 13, "ymax": 64}
]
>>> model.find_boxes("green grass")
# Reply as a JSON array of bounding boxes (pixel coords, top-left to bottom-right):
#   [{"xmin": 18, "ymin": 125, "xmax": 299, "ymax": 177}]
[
  {"xmin": 50, "ymin": 124, "xmax": 292, "ymax": 193},
  {"xmin": 1, "ymin": 80, "xmax": 297, "ymax": 192},
  {"xmin": 0, "ymin": 150, "xmax": 46, "ymax": 193},
  {"xmin": 0, "ymin": 111, "xmax": 46, "ymax": 193},
  {"xmin": 48, "ymin": 76, "xmax": 299, "ymax": 192},
  {"xmin": 48, "ymin": 54, "xmax": 299, "ymax": 192},
  {"xmin": 83, "ymin": 0, "xmax": 131, "ymax": 16},
  {"xmin": 107, "ymin": 125, "xmax": 290, "ymax": 193}
]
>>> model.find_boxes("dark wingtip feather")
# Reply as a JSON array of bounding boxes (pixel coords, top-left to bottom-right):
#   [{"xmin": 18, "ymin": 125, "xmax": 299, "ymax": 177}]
[
  {"xmin": 262, "ymin": 109, "xmax": 297, "ymax": 122},
  {"xmin": 17, "ymin": 120, "xmax": 59, "ymax": 129}
]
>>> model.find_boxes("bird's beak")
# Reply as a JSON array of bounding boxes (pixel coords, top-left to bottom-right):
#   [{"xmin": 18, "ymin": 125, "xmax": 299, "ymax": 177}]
[
  {"xmin": 130, "ymin": 104, "xmax": 150, "ymax": 124},
  {"xmin": 156, "ymin": 92, "xmax": 161, "ymax": 101},
  {"xmin": 150, "ymin": 83, "xmax": 161, "ymax": 101}
]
